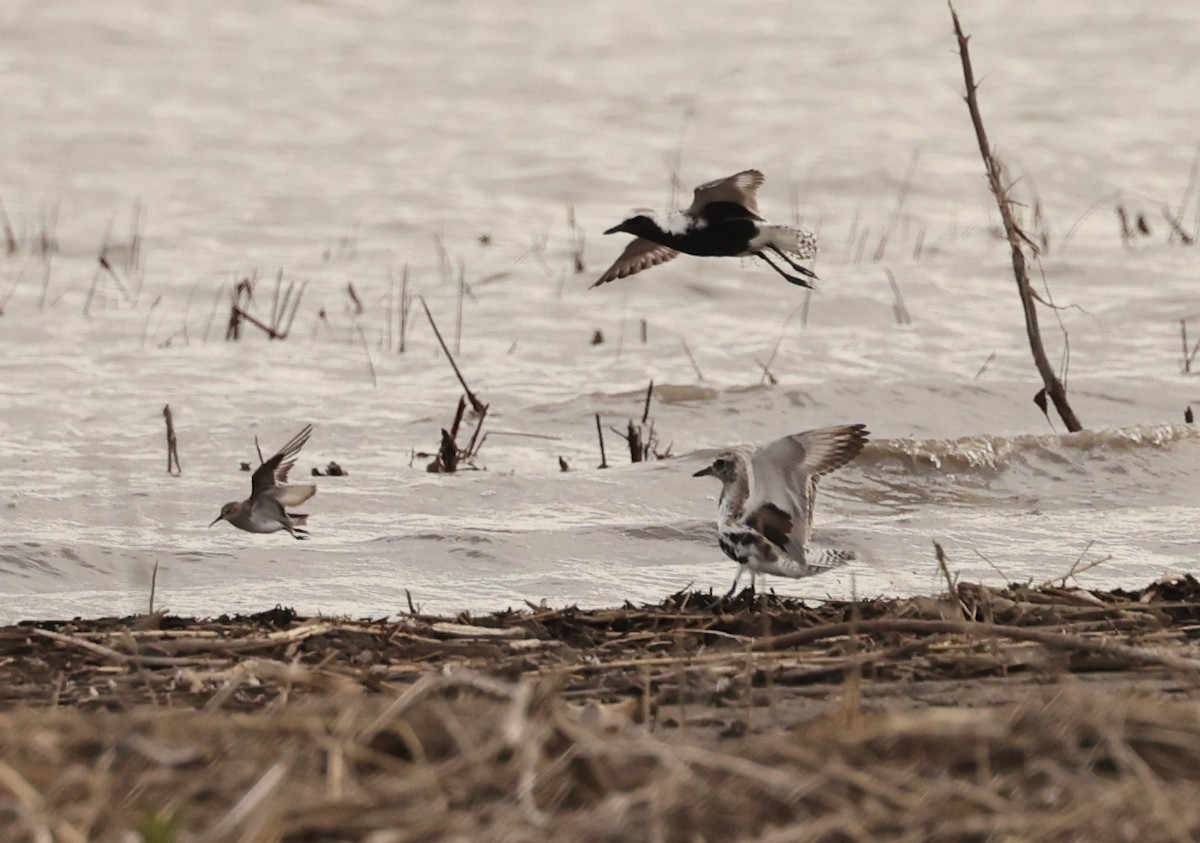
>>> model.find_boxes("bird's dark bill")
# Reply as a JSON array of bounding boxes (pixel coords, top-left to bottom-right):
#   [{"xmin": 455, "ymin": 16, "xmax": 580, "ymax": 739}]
[
  {"xmin": 603, "ymin": 222, "xmax": 625, "ymax": 235},
  {"xmin": 693, "ymin": 465, "xmax": 714, "ymax": 477},
  {"xmin": 208, "ymin": 515, "xmax": 223, "ymax": 527}
]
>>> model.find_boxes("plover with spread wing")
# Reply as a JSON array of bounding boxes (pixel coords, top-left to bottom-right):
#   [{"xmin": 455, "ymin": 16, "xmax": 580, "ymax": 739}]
[
  {"xmin": 210, "ymin": 424, "xmax": 317, "ymax": 539},
  {"xmin": 693, "ymin": 424, "xmax": 868, "ymax": 596},
  {"xmin": 593, "ymin": 169, "xmax": 818, "ymax": 288}
]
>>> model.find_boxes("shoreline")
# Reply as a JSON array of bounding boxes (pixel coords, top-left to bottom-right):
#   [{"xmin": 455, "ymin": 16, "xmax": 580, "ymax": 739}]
[{"xmin": 4, "ymin": 577, "xmax": 1200, "ymax": 839}]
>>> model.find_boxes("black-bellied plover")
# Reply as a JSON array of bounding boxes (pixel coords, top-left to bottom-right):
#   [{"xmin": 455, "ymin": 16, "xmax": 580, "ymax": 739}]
[
  {"xmin": 693, "ymin": 424, "xmax": 868, "ymax": 596},
  {"xmin": 210, "ymin": 424, "xmax": 316, "ymax": 539},
  {"xmin": 594, "ymin": 169, "xmax": 818, "ymax": 288}
]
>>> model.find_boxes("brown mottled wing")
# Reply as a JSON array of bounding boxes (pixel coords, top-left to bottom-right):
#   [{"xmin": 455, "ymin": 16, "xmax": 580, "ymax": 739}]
[
  {"xmin": 747, "ymin": 424, "xmax": 869, "ymax": 549},
  {"xmin": 685, "ymin": 170, "xmax": 765, "ymax": 219},
  {"xmin": 251, "ymin": 424, "xmax": 314, "ymax": 494},
  {"xmin": 591, "ymin": 238, "xmax": 680, "ymax": 287}
]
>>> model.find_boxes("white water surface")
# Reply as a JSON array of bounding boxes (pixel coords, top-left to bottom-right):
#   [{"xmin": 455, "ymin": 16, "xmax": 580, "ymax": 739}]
[{"xmin": 1, "ymin": 1, "xmax": 1199, "ymax": 621}]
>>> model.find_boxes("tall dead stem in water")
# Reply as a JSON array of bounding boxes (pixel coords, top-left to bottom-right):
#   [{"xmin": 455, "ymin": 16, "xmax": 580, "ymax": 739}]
[
  {"xmin": 419, "ymin": 296, "xmax": 485, "ymax": 413},
  {"xmin": 950, "ymin": 3, "xmax": 1083, "ymax": 432},
  {"xmin": 162, "ymin": 404, "xmax": 181, "ymax": 476}
]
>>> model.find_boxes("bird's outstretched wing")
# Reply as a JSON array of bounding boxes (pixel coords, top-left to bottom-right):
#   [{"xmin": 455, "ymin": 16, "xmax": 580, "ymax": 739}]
[
  {"xmin": 744, "ymin": 424, "xmax": 869, "ymax": 554},
  {"xmin": 251, "ymin": 424, "xmax": 314, "ymax": 494},
  {"xmin": 592, "ymin": 238, "xmax": 680, "ymax": 287},
  {"xmin": 686, "ymin": 170, "xmax": 765, "ymax": 220}
]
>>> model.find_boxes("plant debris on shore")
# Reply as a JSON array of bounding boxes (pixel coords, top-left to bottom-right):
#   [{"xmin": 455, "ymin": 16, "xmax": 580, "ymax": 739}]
[{"xmin": 4, "ymin": 576, "xmax": 1200, "ymax": 841}]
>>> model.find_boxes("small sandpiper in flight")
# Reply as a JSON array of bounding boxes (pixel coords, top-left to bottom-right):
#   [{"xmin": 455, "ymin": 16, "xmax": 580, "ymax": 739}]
[
  {"xmin": 210, "ymin": 424, "xmax": 317, "ymax": 539},
  {"xmin": 594, "ymin": 169, "xmax": 818, "ymax": 288},
  {"xmin": 693, "ymin": 424, "xmax": 868, "ymax": 596}
]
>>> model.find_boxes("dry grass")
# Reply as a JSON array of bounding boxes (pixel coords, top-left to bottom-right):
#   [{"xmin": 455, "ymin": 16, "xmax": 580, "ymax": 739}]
[{"xmin": 4, "ymin": 577, "xmax": 1200, "ymax": 840}]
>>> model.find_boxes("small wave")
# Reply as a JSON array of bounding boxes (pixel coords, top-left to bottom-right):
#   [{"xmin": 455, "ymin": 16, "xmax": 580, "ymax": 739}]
[{"xmin": 860, "ymin": 424, "xmax": 1199, "ymax": 473}]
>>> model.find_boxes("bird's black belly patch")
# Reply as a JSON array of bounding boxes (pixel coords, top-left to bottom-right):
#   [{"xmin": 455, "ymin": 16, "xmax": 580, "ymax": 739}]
[
  {"xmin": 744, "ymin": 503, "xmax": 793, "ymax": 552},
  {"xmin": 718, "ymin": 530, "xmax": 775, "ymax": 564}
]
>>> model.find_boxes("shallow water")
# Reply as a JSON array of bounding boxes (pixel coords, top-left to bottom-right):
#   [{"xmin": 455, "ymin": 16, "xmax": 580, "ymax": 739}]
[{"xmin": 1, "ymin": 1, "xmax": 1199, "ymax": 622}]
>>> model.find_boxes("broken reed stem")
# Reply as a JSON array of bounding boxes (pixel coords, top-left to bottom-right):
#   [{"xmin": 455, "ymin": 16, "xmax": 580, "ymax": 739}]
[
  {"xmin": 885, "ymin": 269, "xmax": 912, "ymax": 325},
  {"xmin": 752, "ymin": 616, "xmax": 1200, "ymax": 674},
  {"xmin": 1172, "ymin": 142, "xmax": 1200, "ymax": 241},
  {"xmin": 141, "ymin": 296, "xmax": 162, "ymax": 348},
  {"xmin": 455, "ymin": 260, "xmax": 465, "ymax": 357},
  {"xmin": 148, "ymin": 562, "xmax": 159, "ymax": 615},
  {"xmin": 83, "ymin": 260, "xmax": 105, "ymax": 317},
  {"xmin": 98, "ymin": 255, "xmax": 134, "ymax": 305},
  {"xmin": 281, "ymin": 280, "xmax": 307, "ymax": 339},
  {"xmin": 355, "ymin": 324, "xmax": 377, "ymax": 387},
  {"xmin": 399, "ymin": 265, "xmax": 412, "ymax": 353},
  {"xmin": 681, "ymin": 338, "xmax": 705, "ymax": 380},
  {"xmin": 385, "ymin": 271, "xmax": 395, "ymax": 351},
  {"xmin": 346, "ymin": 281, "xmax": 364, "ymax": 315},
  {"xmin": 463, "ymin": 404, "xmax": 489, "ymax": 458},
  {"xmin": 37, "ymin": 252, "xmax": 52, "ymax": 312},
  {"xmin": 419, "ymin": 296, "xmax": 485, "ymax": 413},
  {"xmin": 163, "ymin": 404, "xmax": 182, "ymax": 476},
  {"xmin": 1162, "ymin": 205, "xmax": 1195, "ymax": 245},
  {"xmin": 624, "ymin": 419, "xmax": 643, "ymax": 463},
  {"xmin": 1182, "ymin": 320, "xmax": 1191, "ymax": 374},
  {"xmin": 449, "ymin": 395, "xmax": 467, "ymax": 442},
  {"xmin": 234, "ymin": 307, "xmax": 283, "ymax": 340},
  {"xmin": 0, "ymin": 194, "xmax": 16, "ymax": 255},
  {"xmin": 641, "ymin": 380, "xmax": 654, "ymax": 425},
  {"xmin": 974, "ymin": 351, "xmax": 996, "ymax": 379},
  {"xmin": 202, "ymin": 284, "xmax": 225, "ymax": 343},
  {"xmin": 760, "ymin": 302, "xmax": 806, "ymax": 384},
  {"xmin": 270, "ymin": 271, "xmax": 283, "ymax": 329},
  {"xmin": 595, "ymin": 413, "xmax": 608, "ymax": 469},
  {"xmin": 949, "ymin": 3, "xmax": 1083, "ymax": 432},
  {"xmin": 933, "ymin": 541, "xmax": 969, "ymax": 621},
  {"xmin": 873, "ymin": 150, "xmax": 921, "ymax": 262}
]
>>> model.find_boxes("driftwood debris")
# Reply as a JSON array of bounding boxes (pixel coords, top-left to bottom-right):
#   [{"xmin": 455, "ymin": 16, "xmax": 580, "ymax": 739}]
[{"xmin": 5, "ymin": 578, "xmax": 1200, "ymax": 838}]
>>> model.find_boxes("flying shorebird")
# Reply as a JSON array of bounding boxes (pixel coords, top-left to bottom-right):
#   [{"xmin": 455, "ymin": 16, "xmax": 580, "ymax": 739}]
[
  {"xmin": 693, "ymin": 424, "xmax": 868, "ymax": 597},
  {"xmin": 593, "ymin": 169, "xmax": 818, "ymax": 288},
  {"xmin": 210, "ymin": 424, "xmax": 317, "ymax": 539}
]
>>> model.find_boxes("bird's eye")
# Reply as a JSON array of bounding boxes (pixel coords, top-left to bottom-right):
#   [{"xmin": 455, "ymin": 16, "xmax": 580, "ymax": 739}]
[{"xmin": 714, "ymin": 459, "xmax": 726, "ymax": 469}]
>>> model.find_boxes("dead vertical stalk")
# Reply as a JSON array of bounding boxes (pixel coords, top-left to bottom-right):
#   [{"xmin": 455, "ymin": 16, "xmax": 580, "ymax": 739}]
[
  {"xmin": 681, "ymin": 338, "xmax": 705, "ymax": 381},
  {"xmin": 595, "ymin": 414, "xmax": 608, "ymax": 469},
  {"xmin": 163, "ymin": 405, "xmax": 181, "ymax": 476},
  {"xmin": 355, "ymin": 325, "xmax": 377, "ymax": 387},
  {"xmin": 399, "ymin": 265, "xmax": 413, "ymax": 353},
  {"xmin": 455, "ymin": 260, "xmax": 465, "ymax": 356},
  {"xmin": 419, "ymin": 296, "xmax": 485, "ymax": 413},
  {"xmin": 148, "ymin": 562, "xmax": 159, "ymax": 615},
  {"xmin": 949, "ymin": 4, "xmax": 1083, "ymax": 432}
]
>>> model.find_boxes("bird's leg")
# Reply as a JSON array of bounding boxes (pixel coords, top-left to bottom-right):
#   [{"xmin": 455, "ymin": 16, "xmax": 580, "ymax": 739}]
[
  {"xmin": 724, "ymin": 566, "xmax": 745, "ymax": 600},
  {"xmin": 767, "ymin": 245, "xmax": 819, "ymax": 279},
  {"xmin": 756, "ymin": 250, "xmax": 815, "ymax": 288}
]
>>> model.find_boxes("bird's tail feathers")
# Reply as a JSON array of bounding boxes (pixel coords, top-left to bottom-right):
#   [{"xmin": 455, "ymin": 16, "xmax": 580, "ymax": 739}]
[
  {"xmin": 808, "ymin": 547, "xmax": 855, "ymax": 571},
  {"xmin": 764, "ymin": 225, "xmax": 819, "ymax": 260},
  {"xmin": 288, "ymin": 513, "xmax": 309, "ymax": 526}
]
